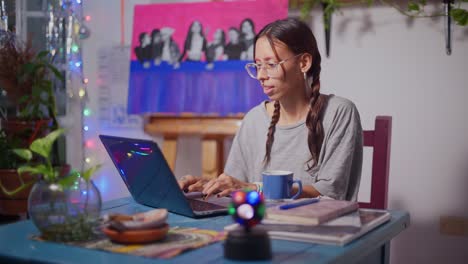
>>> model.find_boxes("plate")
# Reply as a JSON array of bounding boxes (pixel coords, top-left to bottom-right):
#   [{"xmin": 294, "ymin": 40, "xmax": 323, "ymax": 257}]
[{"xmin": 102, "ymin": 223, "xmax": 169, "ymax": 244}]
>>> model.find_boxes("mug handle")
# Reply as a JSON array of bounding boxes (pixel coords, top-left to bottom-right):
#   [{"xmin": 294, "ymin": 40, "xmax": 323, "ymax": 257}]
[{"xmin": 290, "ymin": 180, "xmax": 302, "ymax": 200}]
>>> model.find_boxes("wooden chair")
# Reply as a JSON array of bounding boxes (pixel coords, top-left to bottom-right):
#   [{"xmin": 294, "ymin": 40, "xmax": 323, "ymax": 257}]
[{"xmin": 358, "ymin": 116, "xmax": 392, "ymax": 210}]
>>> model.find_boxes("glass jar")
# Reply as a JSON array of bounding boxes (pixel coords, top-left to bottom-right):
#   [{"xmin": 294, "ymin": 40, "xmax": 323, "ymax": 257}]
[{"xmin": 28, "ymin": 177, "xmax": 102, "ymax": 242}]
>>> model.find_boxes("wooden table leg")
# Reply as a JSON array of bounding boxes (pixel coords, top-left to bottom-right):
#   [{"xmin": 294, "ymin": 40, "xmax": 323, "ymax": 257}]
[
  {"xmin": 162, "ymin": 136, "xmax": 178, "ymax": 172},
  {"xmin": 202, "ymin": 135, "xmax": 225, "ymax": 179}
]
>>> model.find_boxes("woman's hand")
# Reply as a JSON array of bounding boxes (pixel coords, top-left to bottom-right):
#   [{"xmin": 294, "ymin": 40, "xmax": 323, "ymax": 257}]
[
  {"xmin": 177, "ymin": 175, "xmax": 210, "ymax": 193},
  {"xmin": 202, "ymin": 173, "xmax": 256, "ymax": 199}
]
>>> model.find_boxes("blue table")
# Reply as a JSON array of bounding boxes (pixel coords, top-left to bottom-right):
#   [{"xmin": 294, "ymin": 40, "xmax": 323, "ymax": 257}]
[{"xmin": 0, "ymin": 197, "xmax": 409, "ymax": 263}]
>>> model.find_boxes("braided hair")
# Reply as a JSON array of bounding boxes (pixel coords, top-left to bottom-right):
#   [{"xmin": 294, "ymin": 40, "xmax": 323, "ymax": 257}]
[{"xmin": 256, "ymin": 18, "xmax": 328, "ymax": 171}]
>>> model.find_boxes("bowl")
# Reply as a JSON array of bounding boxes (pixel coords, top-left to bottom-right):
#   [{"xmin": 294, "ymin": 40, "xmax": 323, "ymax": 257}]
[{"xmin": 102, "ymin": 223, "xmax": 169, "ymax": 244}]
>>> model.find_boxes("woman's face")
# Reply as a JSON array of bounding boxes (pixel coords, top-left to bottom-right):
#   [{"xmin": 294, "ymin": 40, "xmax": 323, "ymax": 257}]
[
  {"xmin": 153, "ymin": 33, "xmax": 161, "ymax": 43},
  {"xmin": 254, "ymin": 36, "xmax": 303, "ymax": 101},
  {"xmin": 228, "ymin": 30, "xmax": 239, "ymax": 43},
  {"xmin": 214, "ymin": 29, "xmax": 223, "ymax": 43},
  {"xmin": 241, "ymin": 21, "xmax": 253, "ymax": 34},
  {"xmin": 142, "ymin": 34, "xmax": 151, "ymax": 46},
  {"xmin": 191, "ymin": 21, "xmax": 202, "ymax": 34}
]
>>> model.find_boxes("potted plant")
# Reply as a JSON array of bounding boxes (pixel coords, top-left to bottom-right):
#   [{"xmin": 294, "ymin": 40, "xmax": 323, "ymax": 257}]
[
  {"xmin": 0, "ymin": 32, "xmax": 64, "ymax": 217},
  {"xmin": 5, "ymin": 128, "xmax": 102, "ymax": 242}
]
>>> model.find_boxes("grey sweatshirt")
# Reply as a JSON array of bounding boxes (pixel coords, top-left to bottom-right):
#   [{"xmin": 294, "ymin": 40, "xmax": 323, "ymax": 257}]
[{"xmin": 224, "ymin": 95, "xmax": 363, "ymax": 201}]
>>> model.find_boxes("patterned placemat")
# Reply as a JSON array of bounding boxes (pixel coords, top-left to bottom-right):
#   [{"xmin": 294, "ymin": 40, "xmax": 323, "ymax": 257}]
[{"xmin": 32, "ymin": 227, "xmax": 226, "ymax": 259}]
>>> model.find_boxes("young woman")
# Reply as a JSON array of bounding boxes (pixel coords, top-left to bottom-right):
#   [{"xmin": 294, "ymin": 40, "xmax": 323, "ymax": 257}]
[
  {"xmin": 239, "ymin": 18, "xmax": 256, "ymax": 61},
  {"xmin": 150, "ymin": 29, "xmax": 163, "ymax": 66},
  {"xmin": 223, "ymin": 27, "xmax": 243, "ymax": 60},
  {"xmin": 179, "ymin": 18, "xmax": 363, "ymax": 201},
  {"xmin": 205, "ymin": 28, "xmax": 226, "ymax": 70},
  {"xmin": 179, "ymin": 20, "xmax": 207, "ymax": 62},
  {"xmin": 134, "ymin": 32, "xmax": 152, "ymax": 68}
]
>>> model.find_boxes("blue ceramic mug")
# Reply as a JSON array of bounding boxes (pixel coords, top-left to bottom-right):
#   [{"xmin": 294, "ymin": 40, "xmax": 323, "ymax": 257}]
[{"xmin": 262, "ymin": 170, "xmax": 302, "ymax": 200}]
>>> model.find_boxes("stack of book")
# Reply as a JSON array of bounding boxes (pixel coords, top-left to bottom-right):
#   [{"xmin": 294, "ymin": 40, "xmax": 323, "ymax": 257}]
[{"xmin": 225, "ymin": 198, "xmax": 391, "ymax": 246}]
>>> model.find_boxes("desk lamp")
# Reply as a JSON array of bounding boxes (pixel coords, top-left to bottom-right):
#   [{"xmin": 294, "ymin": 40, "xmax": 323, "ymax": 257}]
[{"xmin": 224, "ymin": 190, "xmax": 272, "ymax": 260}]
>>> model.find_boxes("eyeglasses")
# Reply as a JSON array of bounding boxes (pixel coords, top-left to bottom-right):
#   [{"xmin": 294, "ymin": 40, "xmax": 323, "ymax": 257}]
[{"xmin": 244, "ymin": 53, "xmax": 303, "ymax": 79}]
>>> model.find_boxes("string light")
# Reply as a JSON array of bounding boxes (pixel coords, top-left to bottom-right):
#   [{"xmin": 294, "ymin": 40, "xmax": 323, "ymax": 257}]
[{"xmin": 78, "ymin": 88, "xmax": 86, "ymax": 98}]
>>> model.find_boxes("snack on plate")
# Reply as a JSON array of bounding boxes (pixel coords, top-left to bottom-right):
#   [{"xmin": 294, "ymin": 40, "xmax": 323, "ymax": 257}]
[{"xmin": 106, "ymin": 209, "xmax": 168, "ymax": 232}]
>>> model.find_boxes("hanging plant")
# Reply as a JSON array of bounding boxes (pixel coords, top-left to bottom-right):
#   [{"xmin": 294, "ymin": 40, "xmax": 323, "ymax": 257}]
[{"xmin": 290, "ymin": 0, "xmax": 468, "ymax": 28}]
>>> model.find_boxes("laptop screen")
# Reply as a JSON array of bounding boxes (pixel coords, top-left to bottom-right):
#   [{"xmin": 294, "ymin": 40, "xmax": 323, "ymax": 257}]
[{"xmin": 99, "ymin": 135, "xmax": 188, "ymax": 209}]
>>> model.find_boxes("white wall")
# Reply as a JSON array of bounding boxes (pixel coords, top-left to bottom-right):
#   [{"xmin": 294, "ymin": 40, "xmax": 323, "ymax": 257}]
[{"xmin": 78, "ymin": 1, "xmax": 468, "ymax": 263}]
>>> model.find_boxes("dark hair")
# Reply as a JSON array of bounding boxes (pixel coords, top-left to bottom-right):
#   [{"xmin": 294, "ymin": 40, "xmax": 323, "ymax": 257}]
[
  {"xmin": 138, "ymin": 32, "xmax": 147, "ymax": 43},
  {"xmin": 151, "ymin": 29, "xmax": 160, "ymax": 41},
  {"xmin": 240, "ymin": 18, "xmax": 255, "ymax": 34},
  {"xmin": 180, "ymin": 20, "xmax": 207, "ymax": 62},
  {"xmin": 256, "ymin": 18, "xmax": 327, "ymax": 171},
  {"xmin": 216, "ymin": 29, "xmax": 226, "ymax": 46}
]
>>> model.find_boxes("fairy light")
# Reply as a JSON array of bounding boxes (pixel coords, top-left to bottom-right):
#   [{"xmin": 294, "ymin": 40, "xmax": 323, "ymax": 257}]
[{"xmin": 78, "ymin": 88, "xmax": 86, "ymax": 98}]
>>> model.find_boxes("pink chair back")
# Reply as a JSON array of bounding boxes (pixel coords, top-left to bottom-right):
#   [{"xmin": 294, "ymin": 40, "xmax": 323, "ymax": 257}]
[{"xmin": 358, "ymin": 116, "xmax": 392, "ymax": 210}]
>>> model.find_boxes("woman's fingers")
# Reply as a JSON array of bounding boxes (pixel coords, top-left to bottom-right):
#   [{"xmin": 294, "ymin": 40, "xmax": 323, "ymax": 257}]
[
  {"xmin": 178, "ymin": 175, "xmax": 197, "ymax": 190},
  {"xmin": 202, "ymin": 180, "xmax": 222, "ymax": 199},
  {"xmin": 187, "ymin": 180, "xmax": 205, "ymax": 192},
  {"xmin": 216, "ymin": 189, "xmax": 233, "ymax": 197}
]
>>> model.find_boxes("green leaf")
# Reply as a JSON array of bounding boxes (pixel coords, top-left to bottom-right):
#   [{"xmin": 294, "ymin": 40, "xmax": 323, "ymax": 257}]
[
  {"xmin": 46, "ymin": 64, "xmax": 64, "ymax": 81},
  {"xmin": 418, "ymin": 0, "xmax": 426, "ymax": 5},
  {"xmin": 18, "ymin": 95, "xmax": 29, "ymax": 104},
  {"xmin": 29, "ymin": 128, "xmax": 65, "ymax": 159},
  {"xmin": 82, "ymin": 165, "xmax": 101, "ymax": 182},
  {"xmin": 451, "ymin": 8, "xmax": 468, "ymax": 26},
  {"xmin": 37, "ymin": 50, "xmax": 49, "ymax": 59},
  {"xmin": 407, "ymin": 2, "xmax": 420, "ymax": 12},
  {"xmin": 12, "ymin": 149, "xmax": 33, "ymax": 161},
  {"xmin": 57, "ymin": 172, "xmax": 80, "ymax": 189},
  {"xmin": 17, "ymin": 164, "xmax": 49, "ymax": 177}
]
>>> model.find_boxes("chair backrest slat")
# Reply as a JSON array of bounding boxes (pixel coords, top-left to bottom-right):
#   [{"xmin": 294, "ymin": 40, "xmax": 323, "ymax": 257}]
[{"xmin": 358, "ymin": 116, "xmax": 392, "ymax": 210}]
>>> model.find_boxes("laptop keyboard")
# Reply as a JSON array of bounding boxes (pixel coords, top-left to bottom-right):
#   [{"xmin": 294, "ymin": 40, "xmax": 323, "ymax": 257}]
[{"xmin": 188, "ymin": 199, "xmax": 226, "ymax": 211}]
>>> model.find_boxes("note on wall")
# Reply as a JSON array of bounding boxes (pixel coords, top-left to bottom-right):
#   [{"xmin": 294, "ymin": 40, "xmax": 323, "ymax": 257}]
[{"xmin": 97, "ymin": 46, "xmax": 142, "ymax": 129}]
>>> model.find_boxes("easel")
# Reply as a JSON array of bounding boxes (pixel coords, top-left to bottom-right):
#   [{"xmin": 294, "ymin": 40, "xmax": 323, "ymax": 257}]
[{"xmin": 144, "ymin": 115, "xmax": 242, "ymax": 179}]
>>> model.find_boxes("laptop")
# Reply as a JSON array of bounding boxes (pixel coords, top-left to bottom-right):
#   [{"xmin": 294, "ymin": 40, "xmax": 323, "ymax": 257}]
[{"xmin": 99, "ymin": 134, "xmax": 230, "ymax": 218}]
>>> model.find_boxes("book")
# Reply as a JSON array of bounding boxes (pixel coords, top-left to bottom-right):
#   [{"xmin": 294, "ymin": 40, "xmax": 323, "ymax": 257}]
[
  {"xmin": 225, "ymin": 209, "xmax": 391, "ymax": 246},
  {"xmin": 265, "ymin": 198, "xmax": 359, "ymax": 225}
]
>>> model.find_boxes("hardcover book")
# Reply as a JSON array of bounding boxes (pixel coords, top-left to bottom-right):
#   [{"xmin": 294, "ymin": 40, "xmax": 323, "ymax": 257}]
[
  {"xmin": 225, "ymin": 209, "xmax": 391, "ymax": 246},
  {"xmin": 265, "ymin": 199, "xmax": 359, "ymax": 225}
]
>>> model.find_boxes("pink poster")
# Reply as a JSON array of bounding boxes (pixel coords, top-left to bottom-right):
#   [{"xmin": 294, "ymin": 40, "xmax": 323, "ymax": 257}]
[{"xmin": 128, "ymin": 0, "xmax": 288, "ymax": 115}]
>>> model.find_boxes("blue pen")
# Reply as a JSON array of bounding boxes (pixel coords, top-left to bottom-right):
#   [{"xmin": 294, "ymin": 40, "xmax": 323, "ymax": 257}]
[{"xmin": 279, "ymin": 198, "xmax": 320, "ymax": 210}]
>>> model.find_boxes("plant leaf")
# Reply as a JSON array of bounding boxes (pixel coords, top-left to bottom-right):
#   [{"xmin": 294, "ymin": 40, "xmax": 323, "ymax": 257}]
[
  {"xmin": 46, "ymin": 64, "xmax": 64, "ymax": 81},
  {"xmin": 37, "ymin": 50, "xmax": 49, "ymax": 59},
  {"xmin": 12, "ymin": 149, "xmax": 33, "ymax": 161},
  {"xmin": 82, "ymin": 165, "xmax": 101, "ymax": 182},
  {"xmin": 451, "ymin": 8, "xmax": 468, "ymax": 26},
  {"xmin": 17, "ymin": 164, "xmax": 49, "ymax": 177},
  {"xmin": 408, "ymin": 2, "xmax": 420, "ymax": 12},
  {"xmin": 57, "ymin": 171, "xmax": 80, "ymax": 189},
  {"xmin": 29, "ymin": 128, "xmax": 65, "ymax": 159}
]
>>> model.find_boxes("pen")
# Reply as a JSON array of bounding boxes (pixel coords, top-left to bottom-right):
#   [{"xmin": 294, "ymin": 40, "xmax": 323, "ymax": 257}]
[{"xmin": 279, "ymin": 198, "xmax": 320, "ymax": 210}]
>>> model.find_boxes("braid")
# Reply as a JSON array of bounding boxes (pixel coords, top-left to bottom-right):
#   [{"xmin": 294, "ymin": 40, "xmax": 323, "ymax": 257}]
[
  {"xmin": 263, "ymin": 101, "xmax": 281, "ymax": 167},
  {"xmin": 305, "ymin": 55, "xmax": 328, "ymax": 171}
]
